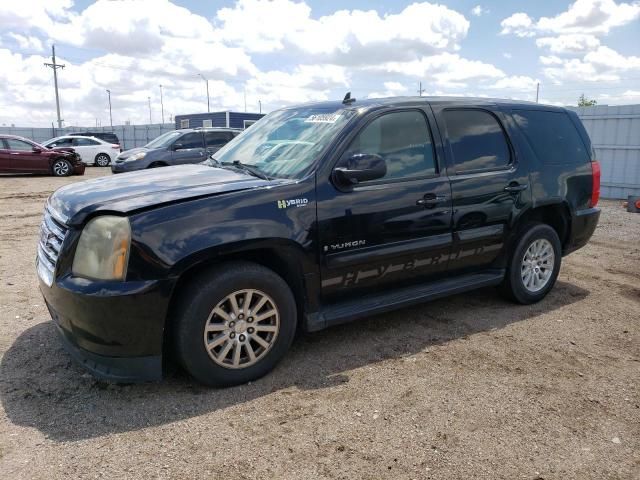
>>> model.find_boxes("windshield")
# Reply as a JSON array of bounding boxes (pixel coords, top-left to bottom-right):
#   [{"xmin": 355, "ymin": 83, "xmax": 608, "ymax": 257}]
[
  {"xmin": 208, "ymin": 107, "xmax": 355, "ymax": 179},
  {"xmin": 144, "ymin": 131, "xmax": 183, "ymax": 149}
]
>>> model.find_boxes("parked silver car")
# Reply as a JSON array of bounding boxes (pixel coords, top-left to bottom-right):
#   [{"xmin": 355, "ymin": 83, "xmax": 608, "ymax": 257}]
[{"xmin": 112, "ymin": 128, "xmax": 241, "ymax": 173}]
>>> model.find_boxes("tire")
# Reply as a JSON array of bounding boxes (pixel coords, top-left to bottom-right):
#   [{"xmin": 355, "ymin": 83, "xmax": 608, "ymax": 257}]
[
  {"xmin": 51, "ymin": 159, "xmax": 72, "ymax": 177},
  {"xmin": 95, "ymin": 153, "xmax": 111, "ymax": 167},
  {"xmin": 173, "ymin": 261, "xmax": 297, "ymax": 387},
  {"xmin": 499, "ymin": 222, "xmax": 562, "ymax": 304}
]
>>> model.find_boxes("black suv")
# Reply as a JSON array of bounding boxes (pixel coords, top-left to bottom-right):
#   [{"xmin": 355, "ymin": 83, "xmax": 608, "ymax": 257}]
[{"xmin": 37, "ymin": 97, "xmax": 600, "ymax": 386}]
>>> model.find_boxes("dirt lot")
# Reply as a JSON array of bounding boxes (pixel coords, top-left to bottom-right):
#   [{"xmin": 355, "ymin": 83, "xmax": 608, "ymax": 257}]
[{"xmin": 0, "ymin": 168, "xmax": 638, "ymax": 479}]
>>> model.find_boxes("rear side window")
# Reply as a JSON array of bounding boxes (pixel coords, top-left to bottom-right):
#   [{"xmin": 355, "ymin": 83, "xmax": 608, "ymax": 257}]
[
  {"xmin": 73, "ymin": 138, "xmax": 99, "ymax": 146},
  {"xmin": 444, "ymin": 109, "xmax": 511, "ymax": 173},
  {"xmin": 513, "ymin": 110, "xmax": 590, "ymax": 164},
  {"xmin": 341, "ymin": 110, "xmax": 437, "ymax": 182},
  {"xmin": 177, "ymin": 132, "xmax": 203, "ymax": 149},
  {"xmin": 206, "ymin": 131, "xmax": 233, "ymax": 147}
]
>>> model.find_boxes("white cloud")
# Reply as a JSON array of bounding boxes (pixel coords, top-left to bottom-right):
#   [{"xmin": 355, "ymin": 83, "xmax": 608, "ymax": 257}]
[
  {"xmin": 377, "ymin": 53, "xmax": 504, "ymax": 88},
  {"xmin": 503, "ymin": 53, "xmax": 512, "ymax": 59},
  {"xmin": 215, "ymin": 0, "xmax": 470, "ymax": 63},
  {"xmin": 367, "ymin": 81, "xmax": 409, "ymax": 98},
  {"xmin": 501, "ymin": 0, "xmax": 640, "ymax": 37},
  {"xmin": 542, "ymin": 46, "xmax": 640, "ymax": 83},
  {"xmin": 536, "ymin": 34, "xmax": 601, "ymax": 54},
  {"xmin": 6, "ymin": 33, "xmax": 44, "ymax": 52},
  {"xmin": 471, "ymin": 5, "xmax": 488, "ymax": 17}
]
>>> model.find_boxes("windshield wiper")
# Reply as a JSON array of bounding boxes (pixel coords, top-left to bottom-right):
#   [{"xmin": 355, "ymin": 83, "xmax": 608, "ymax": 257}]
[{"xmin": 225, "ymin": 160, "xmax": 271, "ymax": 180}]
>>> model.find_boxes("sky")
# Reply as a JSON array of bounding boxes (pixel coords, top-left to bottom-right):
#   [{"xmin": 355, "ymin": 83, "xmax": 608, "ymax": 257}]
[{"xmin": 0, "ymin": 0, "xmax": 638, "ymax": 127}]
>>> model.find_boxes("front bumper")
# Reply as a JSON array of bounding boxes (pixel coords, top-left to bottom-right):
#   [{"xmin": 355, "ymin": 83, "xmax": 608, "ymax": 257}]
[
  {"xmin": 40, "ymin": 275, "xmax": 174, "ymax": 382},
  {"xmin": 73, "ymin": 163, "xmax": 86, "ymax": 175},
  {"xmin": 564, "ymin": 207, "xmax": 600, "ymax": 255},
  {"xmin": 111, "ymin": 160, "xmax": 143, "ymax": 173}
]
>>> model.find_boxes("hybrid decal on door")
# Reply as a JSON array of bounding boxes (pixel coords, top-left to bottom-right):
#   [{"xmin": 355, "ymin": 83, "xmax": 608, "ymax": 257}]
[
  {"xmin": 277, "ymin": 198, "xmax": 309, "ymax": 209},
  {"xmin": 322, "ymin": 243, "xmax": 502, "ymax": 288}
]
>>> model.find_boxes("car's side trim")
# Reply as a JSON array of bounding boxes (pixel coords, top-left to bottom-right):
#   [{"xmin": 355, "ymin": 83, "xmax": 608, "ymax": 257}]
[
  {"xmin": 325, "ymin": 233, "xmax": 452, "ymax": 268},
  {"xmin": 455, "ymin": 224, "xmax": 504, "ymax": 242},
  {"xmin": 306, "ymin": 269, "xmax": 505, "ymax": 331}
]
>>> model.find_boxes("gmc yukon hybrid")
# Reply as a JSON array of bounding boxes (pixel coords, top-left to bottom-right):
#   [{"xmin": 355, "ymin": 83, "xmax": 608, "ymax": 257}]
[{"xmin": 37, "ymin": 96, "xmax": 601, "ymax": 386}]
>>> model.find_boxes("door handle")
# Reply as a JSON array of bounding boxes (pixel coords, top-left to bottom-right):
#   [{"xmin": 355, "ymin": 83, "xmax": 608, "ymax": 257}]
[
  {"xmin": 417, "ymin": 193, "xmax": 447, "ymax": 207},
  {"xmin": 504, "ymin": 183, "xmax": 528, "ymax": 193}
]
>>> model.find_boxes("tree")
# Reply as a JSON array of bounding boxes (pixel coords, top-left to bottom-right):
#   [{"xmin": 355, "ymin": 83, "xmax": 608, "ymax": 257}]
[{"xmin": 578, "ymin": 94, "xmax": 597, "ymax": 107}]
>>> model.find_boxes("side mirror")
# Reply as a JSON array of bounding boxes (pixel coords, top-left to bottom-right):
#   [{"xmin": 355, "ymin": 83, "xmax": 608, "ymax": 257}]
[
  {"xmin": 32, "ymin": 146, "xmax": 43, "ymax": 153},
  {"xmin": 334, "ymin": 153, "xmax": 386, "ymax": 186},
  {"xmin": 172, "ymin": 143, "xmax": 184, "ymax": 151}
]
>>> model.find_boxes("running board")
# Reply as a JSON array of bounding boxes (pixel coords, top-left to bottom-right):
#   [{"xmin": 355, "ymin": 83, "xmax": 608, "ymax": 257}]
[{"xmin": 305, "ymin": 270, "xmax": 505, "ymax": 332}]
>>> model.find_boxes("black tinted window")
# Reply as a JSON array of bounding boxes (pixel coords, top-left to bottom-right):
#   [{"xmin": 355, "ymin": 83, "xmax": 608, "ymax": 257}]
[
  {"xmin": 444, "ymin": 109, "xmax": 511, "ymax": 173},
  {"xmin": 513, "ymin": 110, "xmax": 589, "ymax": 164},
  {"xmin": 206, "ymin": 131, "xmax": 232, "ymax": 147},
  {"xmin": 177, "ymin": 132, "xmax": 203, "ymax": 149},
  {"xmin": 342, "ymin": 110, "xmax": 436, "ymax": 181}
]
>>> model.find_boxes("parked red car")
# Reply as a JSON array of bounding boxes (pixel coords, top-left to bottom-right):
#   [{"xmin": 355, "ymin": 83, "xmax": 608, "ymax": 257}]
[{"xmin": 0, "ymin": 135, "xmax": 85, "ymax": 176}]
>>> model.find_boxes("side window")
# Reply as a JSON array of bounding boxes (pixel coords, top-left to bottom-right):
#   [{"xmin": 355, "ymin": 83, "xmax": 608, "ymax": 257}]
[
  {"xmin": 48, "ymin": 138, "xmax": 73, "ymax": 147},
  {"xmin": 340, "ymin": 110, "xmax": 436, "ymax": 182},
  {"xmin": 202, "ymin": 119, "xmax": 213, "ymax": 128},
  {"xmin": 73, "ymin": 138, "xmax": 99, "ymax": 146},
  {"xmin": 6, "ymin": 139, "xmax": 33, "ymax": 151},
  {"xmin": 443, "ymin": 109, "xmax": 511, "ymax": 173},
  {"xmin": 176, "ymin": 132, "xmax": 203, "ymax": 149},
  {"xmin": 180, "ymin": 119, "xmax": 189, "ymax": 128},
  {"xmin": 205, "ymin": 132, "xmax": 230, "ymax": 147},
  {"xmin": 513, "ymin": 110, "xmax": 590, "ymax": 164}
]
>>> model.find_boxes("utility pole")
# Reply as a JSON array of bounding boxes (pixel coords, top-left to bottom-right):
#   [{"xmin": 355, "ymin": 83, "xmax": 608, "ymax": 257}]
[
  {"xmin": 259, "ymin": 100, "xmax": 262, "ymax": 114},
  {"xmin": 159, "ymin": 84, "xmax": 165, "ymax": 124},
  {"xmin": 417, "ymin": 81, "xmax": 425, "ymax": 96},
  {"xmin": 536, "ymin": 82, "xmax": 540, "ymax": 103},
  {"xmin": 148, "ymin": 96, "xmax": 152, "ymax": 124},
  {"xmin": 244, "ymin": 88, "xmax": 247, "ymax": 112},
  {"xmin": 44, "ymin": 44, "xmax": 65, "ymax": 128},
  {"xmin": 197, "ymin": 74, "xmax": 210, "ymax": 112},
  {"xmin": 106, "ymin": 89, "xmax": 113, "ymax": 129}
]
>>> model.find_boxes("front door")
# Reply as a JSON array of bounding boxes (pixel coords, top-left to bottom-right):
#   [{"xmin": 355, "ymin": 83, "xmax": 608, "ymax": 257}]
[
  {"xmin": 431, "ymin": 105, "xmax": 531, "ymax": 273},
  {"xmin": 171, "ymin": 132, "xmax": 205, "ymax": 165},
  {"xmin": 4, "ymin": 138, "xmax": 48, "ymax": 172},
  {"xmin": 317, "ymin": 108, "xmax": 453, "ymax": 302}
]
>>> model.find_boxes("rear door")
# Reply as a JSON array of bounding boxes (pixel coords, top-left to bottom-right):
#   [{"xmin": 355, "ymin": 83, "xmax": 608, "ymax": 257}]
[
  {"xmin": 0, "ymin": 139, "xmax": 13, "ymax": 172},
  {"xmin": 72, "ymin": 137, "xmax": 101, "ymax": 164},
  {"xmin": 170, "ymin": 132, "xmax": 205, "ymax": 164},
  {"xmin": 205, "ymin": 131, "xmax": 234, "ymax": 156},
  {"xmin": 431, "ymin": 105, "xmax": 530, "ymax": 273},
  {"xmin": 317, "ymin": 108, "xmax": 453, "ymax": 301}
]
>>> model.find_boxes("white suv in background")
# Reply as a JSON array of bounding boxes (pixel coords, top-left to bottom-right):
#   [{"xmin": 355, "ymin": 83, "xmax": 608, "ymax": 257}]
[{"xmin": 42, "ymin": 135, "xmax": 120, "ymax": 166}]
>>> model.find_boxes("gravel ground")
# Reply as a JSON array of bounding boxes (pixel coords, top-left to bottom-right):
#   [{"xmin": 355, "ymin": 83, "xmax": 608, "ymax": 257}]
[{"xmin": 0, "ymin": 168, "xmax": 638, "ymax": 479}]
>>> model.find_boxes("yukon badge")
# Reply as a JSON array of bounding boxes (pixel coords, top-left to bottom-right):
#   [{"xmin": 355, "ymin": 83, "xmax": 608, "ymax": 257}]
[
  {"xmin": 277, "ymin": 198, "xmax": 309, "ymax": 209},
  {"xmin": 324, "ymin": 240, "xmax": 367, "ymax": 252}
]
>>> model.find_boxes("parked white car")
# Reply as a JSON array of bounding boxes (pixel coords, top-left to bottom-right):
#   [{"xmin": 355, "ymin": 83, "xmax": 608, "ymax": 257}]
[{"xmin": 42, "ymin": 135, "xmax": 120, "ymax": 166}]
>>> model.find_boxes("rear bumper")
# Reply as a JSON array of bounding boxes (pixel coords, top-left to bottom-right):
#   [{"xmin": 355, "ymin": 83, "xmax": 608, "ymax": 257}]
[
  {"xmin": 40, "ymin": 275, "xmax": 174, "ymax": 382},
  {"xmin": 564, "ymin": 207, "xmax": 600, "ymax": 255}
]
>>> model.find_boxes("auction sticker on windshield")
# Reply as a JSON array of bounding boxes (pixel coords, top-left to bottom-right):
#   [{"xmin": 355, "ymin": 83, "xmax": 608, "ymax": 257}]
[{"xmin": 305, "ymin": 113, "xmax": 341, "ymax": 123}]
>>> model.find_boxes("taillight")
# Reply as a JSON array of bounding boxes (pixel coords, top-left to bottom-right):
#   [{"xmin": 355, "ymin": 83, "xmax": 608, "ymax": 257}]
[
  {"xmin": 111, "ymin": 144, "xmax": 120, "ymax": 150},
  {"xmin": 590, "ymin": 160, "xmax": 600, "ymax": 208}
]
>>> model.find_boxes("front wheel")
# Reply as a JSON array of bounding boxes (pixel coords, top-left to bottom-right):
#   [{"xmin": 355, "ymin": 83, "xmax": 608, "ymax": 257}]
[
  {"xmin": 499, "ymin": 223, "xmax": 562, "ymax": 304},
  {"xmin": 51, "ymin": 159, "xmax": 72, "ymax": 177},
  {"xmin": 174, "ymin": 262, "xmax": 297, "ymax": 387},
  {"xmin": 95, "ymin": 153, "xmax": 111, "ymax": 167}
]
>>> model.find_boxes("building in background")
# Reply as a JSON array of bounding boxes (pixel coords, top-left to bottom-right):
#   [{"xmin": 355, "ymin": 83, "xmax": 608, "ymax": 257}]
[{"xmin": 174, "ymin": 111, "xmax": 265, "ymax": 130}]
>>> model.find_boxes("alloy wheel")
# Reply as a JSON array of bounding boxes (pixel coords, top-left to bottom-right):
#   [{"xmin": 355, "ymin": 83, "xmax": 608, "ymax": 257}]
[
  {"xmin": 520, "ymin": 238, "xmax": 555, "ymax": 292},
  {"xmin": 203, "ymin": 289, "xmax": 280, "ymax": 369}
]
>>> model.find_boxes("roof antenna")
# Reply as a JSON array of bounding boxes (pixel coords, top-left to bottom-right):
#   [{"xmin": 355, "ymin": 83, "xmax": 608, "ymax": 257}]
[{"xmin": 342, "ymin": 92, "xmax": 356, "ymax": 105}]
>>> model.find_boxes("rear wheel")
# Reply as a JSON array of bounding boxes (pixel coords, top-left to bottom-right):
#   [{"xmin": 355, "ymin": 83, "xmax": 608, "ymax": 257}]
[
  {"xmin": 147, "ymin": 162, "xmax": 167, "ymax": 168},
  {"xmin": 51, "ymin": 159, "xmax": 72, "ymax": 177},
  {"xmin": 95, "ymin": 153, "xmax": 111, "ymax": 167},
  {"xmin": 174, "ymin": 262, "xmax": 297, "ymax": 387},
  {"xmin": 500, "ymin": 223, "xmax": 561, "ymax": 304}
]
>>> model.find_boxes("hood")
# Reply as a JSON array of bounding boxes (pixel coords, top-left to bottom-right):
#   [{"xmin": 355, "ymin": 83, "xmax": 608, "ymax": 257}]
[
  {"xmin": 117, "ymin": 146, "xmax": 148, "ymax": 160},
  {"xmin": 48, "ymin": 164, "xmax": 282, "ymax": 226}
]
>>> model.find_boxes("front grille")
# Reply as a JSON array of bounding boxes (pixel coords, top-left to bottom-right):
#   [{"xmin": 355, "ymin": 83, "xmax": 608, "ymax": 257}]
[{"xmin": 36, "ymin": 207, "xmax": 69, "ymax": 286}]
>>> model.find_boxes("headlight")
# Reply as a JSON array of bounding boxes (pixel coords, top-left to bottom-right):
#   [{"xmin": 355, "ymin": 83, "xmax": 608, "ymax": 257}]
[
  {"xmin": 72, "ymin": 216, "xmax": 131, "ymax": 280},
  {"xmin": 125, "ymin": 152, "xmax": 146, "ymax": 162}
]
